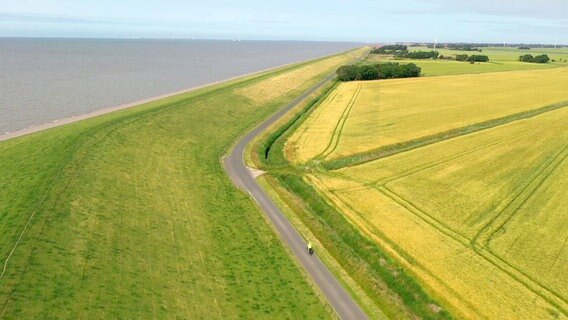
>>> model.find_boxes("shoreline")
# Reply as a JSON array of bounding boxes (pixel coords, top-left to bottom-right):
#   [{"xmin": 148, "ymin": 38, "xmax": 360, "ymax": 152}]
[{"xmin": 0, "ymin": 49, "xmax": 350, "ymax": 143}]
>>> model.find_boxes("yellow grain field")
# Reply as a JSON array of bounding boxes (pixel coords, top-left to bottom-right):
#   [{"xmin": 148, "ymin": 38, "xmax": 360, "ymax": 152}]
[
  {"xmin": 286, "ymin": 67, "xmax": 568, "ymax": 163},
  {"xmin": 312, "ymin": 107, "xmax": 568, "ymax": 318},
  {"xmin": 284, "ymin": 82, "xmax": 361, "ymax": 163}
]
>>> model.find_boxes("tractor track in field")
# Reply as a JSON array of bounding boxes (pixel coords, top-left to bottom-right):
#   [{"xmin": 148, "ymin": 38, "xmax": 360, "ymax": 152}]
[
  {"xmin": 474, "ymin": 145, "xmax": 568, "ymax": 246},
  {"xmin": 377, "ymin": 182, "xmax": 568, "ymax": 314},
  {"xmin": 317, "ymin": 83, "xmax": 362, "ymax": 160},
  {"xmin": 313, "ymin": 148, "xmax": 568, "ymax": 316},
  {"xmin": 320, "ymin": 125, "xmax": 568, "ymax": 314},
  {"xmin": 323, "ymin": 186, "xmax": 482, "ymax": 316}
]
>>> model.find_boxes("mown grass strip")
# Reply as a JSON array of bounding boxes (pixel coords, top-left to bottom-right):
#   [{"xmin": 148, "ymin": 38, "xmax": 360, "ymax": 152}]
[{"xmin": 323, "ymin": 100, "xmax": 568, "ymax": 170}]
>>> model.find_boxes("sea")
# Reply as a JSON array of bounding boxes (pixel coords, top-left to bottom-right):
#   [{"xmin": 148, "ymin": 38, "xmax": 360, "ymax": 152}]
[{"xmin": 0, "ymin": 38, "xmax": 360, "ymax": 134}]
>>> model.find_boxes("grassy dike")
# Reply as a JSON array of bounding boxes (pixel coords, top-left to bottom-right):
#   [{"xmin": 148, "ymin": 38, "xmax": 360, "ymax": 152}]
[
  {"xmin": 247, "ymin": 81, "xmax": 453, "ymax": 319},
  {"xmin": 0, "ymin": 50, "xmax": 364, "ymax": 319}
]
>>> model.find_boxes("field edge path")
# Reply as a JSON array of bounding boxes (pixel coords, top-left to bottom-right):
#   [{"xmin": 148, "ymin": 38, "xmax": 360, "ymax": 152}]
[{"xmin": 223, "ymin": 73, "xmax": 369, "ymax": 320}]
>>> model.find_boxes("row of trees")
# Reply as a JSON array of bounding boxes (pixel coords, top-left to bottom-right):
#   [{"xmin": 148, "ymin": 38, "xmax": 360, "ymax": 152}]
[
  {"xmin": 371, "ymin": 46, "xmax": 495, "ymax": 64},
  {"xmin": 370, "ymin": 45, "xmax": 408, "ymax": 54},
  {"xmin": 468, "ymin": 55, "xmax": 490, "ymax": 62},
  {"xmin": 455, "ymin": 54, "xmax": 490, "ymax": 62},
  {"xmin": 519, "ymin": 54, "xmax": 550, "ymax": 63},
  {"xmin": 337, "ymin": 63, "xmax": 421, "ymax": 82},
  {"xmin": 396, "ymin": 50, "xmax": 439, "ymax": 59},
  {"xmin": 447, "ymin": 44, "xmax": 482, "ymax": 51}
]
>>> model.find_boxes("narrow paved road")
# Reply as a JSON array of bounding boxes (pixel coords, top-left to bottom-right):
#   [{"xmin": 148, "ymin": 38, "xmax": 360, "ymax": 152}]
[{"xmin": 223, "ymin": 74, "xmax": 368, "ymax": 320}]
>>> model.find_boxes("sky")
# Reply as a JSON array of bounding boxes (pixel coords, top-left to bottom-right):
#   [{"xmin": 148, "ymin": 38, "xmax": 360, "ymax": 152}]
[{"xmin": 1, "ymin": 0, "xmax": 567, "ymax": 44}]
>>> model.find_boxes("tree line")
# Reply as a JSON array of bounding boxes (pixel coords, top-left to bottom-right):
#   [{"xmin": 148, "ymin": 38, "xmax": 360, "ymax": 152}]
[
  {"xmin": 519, "ymin": 54, "xmax": 550, "ymax": 63},
  {"xmin": 396, "ymin": 50, "xmax": 439, "ymax": 59},
  {"xmin": 455, "ymin": 54, "xmax": 490, "ymax": 62},
  {"xmin": 448, "ymin": 44, "xmax": 482, "ymax": 52},
  {"xmin": 371, "ymin": 45, "xmax": 408, "ymax": 54},
  {"xmin": 373, "ymin": 49, "xmax": 490, "ymax": 62},
  {"xmin": 337, "ymin": 63, "xmax": 421, "ymax": 82}
]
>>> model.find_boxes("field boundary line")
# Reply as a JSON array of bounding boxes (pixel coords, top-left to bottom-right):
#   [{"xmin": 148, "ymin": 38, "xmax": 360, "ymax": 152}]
[
  {"xmin": 375, "ymin": 130, "xmax": 529, "ymax": 186},
  {"xmin": 378, "ymin": 186, "xmax": 470, "ymax": 245},
  {"xmin": 365, "ymin": 134, "xmax": 568, "ymax": 311},
  {"xmin": 323, "ymin": 100, "xmax": 568, "ymax": 170}
]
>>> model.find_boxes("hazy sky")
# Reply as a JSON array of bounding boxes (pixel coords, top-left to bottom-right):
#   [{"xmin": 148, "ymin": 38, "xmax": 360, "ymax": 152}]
[{"xmin": 1, "ymin": 0, "xmax": 567, "ymax": 44}]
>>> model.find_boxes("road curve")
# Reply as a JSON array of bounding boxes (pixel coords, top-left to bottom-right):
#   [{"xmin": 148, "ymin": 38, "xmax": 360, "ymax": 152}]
[{"xmin": 223, "ymin": 73, "xmax": 368, "ymax": 320}]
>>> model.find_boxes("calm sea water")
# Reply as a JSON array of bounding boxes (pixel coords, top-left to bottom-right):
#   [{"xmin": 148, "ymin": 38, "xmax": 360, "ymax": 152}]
[{"xmin": 0, "ymin": 38, "xmax": 360, "ymax": 133}]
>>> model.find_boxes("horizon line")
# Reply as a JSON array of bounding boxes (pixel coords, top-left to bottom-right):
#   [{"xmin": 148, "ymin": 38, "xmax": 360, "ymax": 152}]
[{"xmin": 0, "ymin": 36, "xmax": 566, "ymax": 46}]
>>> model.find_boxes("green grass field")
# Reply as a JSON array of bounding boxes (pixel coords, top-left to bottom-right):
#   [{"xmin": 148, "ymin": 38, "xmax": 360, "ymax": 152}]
[
  {"xmin": 251, "ymin": 61, "xmax": 568, "ymax": 319},
  {"xmin": 367, "ymin": 46, "xmax": 568, "ymax": 76},
  {"xmin": 0, "ymin": 49, "xmax": 366, "ymax": 319}
]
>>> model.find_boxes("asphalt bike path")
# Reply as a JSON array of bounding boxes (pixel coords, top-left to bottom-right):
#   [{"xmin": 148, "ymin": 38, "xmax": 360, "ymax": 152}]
[{"xmin": 224, "ymin": 73, "xmax": 368, "ymax": 320}]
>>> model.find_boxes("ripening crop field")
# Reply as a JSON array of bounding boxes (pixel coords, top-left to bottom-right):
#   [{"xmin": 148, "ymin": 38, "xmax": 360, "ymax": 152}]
[
  {"xmin": 285, "ymin": 67, "xmax": 568, "ymax": 163},
  {"xmin": 281, "ymin": 63, "xmax": 568, "ymax": 318},
  {"xmin": 309, "ymin": 106, "xmax": 568, "ymax": 319}
]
